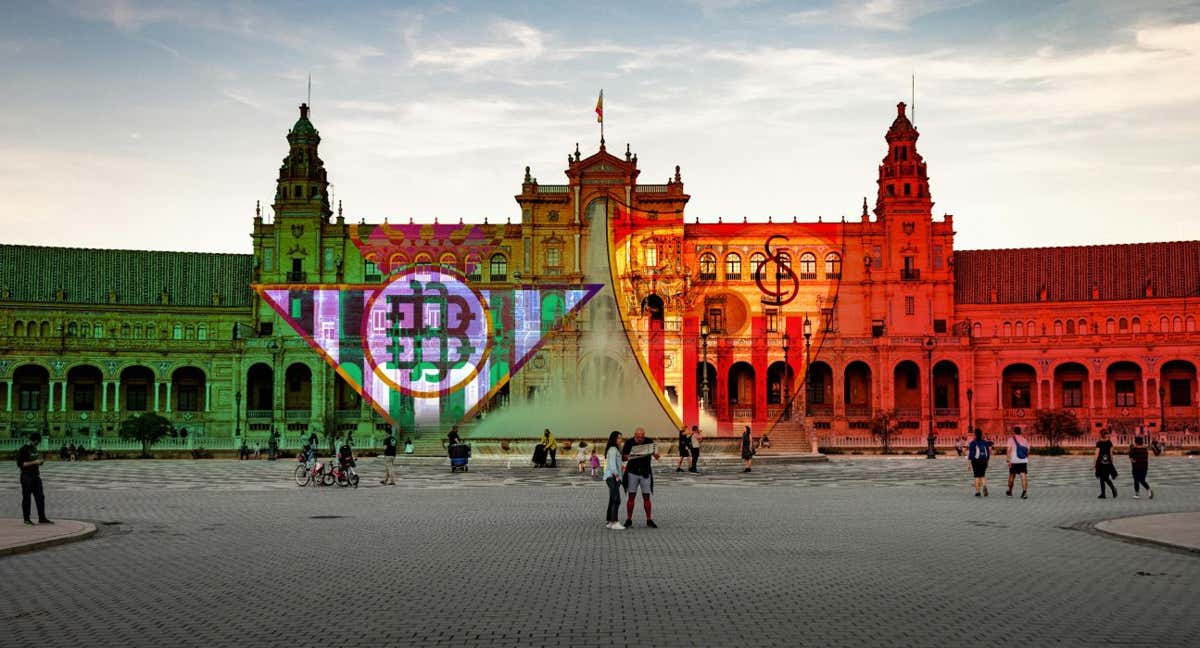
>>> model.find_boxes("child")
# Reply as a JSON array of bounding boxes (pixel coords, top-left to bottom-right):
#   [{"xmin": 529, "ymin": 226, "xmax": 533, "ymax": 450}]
[
  {"xmin": 576, "ymin": 441, "xmax": 589, "ymax": 473},
  {"xmin": 589, "ymin": 448, "xmax": 601, "ymax": 478}
]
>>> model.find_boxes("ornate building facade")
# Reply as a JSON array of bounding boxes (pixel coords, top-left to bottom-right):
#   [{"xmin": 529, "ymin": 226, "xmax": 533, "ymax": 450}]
[{"xmin": 1, "ymin": 102, "xmax": 1197, "ymax": 445}]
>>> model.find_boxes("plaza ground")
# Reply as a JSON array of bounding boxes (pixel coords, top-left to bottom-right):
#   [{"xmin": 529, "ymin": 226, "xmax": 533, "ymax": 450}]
[{"xmin": 2, "ymin": 456, "xmax": 1198, "ymax": 647}]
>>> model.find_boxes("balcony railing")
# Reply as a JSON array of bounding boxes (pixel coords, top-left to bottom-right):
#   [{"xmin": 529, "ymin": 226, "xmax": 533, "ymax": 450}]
[
  {"xmin": 286, "ymin": 271, "xmax": 307, "ymax": 282},
  {"xmin": 806, "ymin": 404, "xmax": 833, "ymax": 417},
  {"xmin": 895, "ymin": 407, "xmax": 921, "ymax": 420},
  {"xmin": 845, "ymin": 405, "xmax": 872, "ymax": 418},
  {"xmin": 334, "ymin": 410, "xmax": 360, "ymax": 420},
  {"xmin": 900, "ymin": 268, "xmax": 921, "ymax": 281},
  {"xmin": 725, "ymin": 273, "xmax": 742, "ymax": 281},
  {"xmin": 698, "ymin": 272, "xmax": 717, "ymax": 281},
  {"xmin": 934, "ymin": 407, "xmax": 960, "ymax": 418},
  {"xmin": 247, "ymin": 409, "xmax": 272, "ymax": 419},
  {"xmin": 285, "ymin": 408, "xmax": 311, "ymax": 420},
  {"xmin": 731, "ymin": 407, "xmax": 754, "ymax": 419}
]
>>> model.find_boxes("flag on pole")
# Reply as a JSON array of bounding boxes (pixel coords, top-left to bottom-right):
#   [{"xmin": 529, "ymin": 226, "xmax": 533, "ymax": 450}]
[{"xmin": 595, "ymin": 89, "xmax": 603, "ymax": 123}]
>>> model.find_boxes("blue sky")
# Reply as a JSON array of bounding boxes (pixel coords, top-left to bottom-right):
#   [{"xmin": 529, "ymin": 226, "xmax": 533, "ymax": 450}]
[{"xmin": 2, "ymin": 0, "xmax": 1198, "ymax": 253}]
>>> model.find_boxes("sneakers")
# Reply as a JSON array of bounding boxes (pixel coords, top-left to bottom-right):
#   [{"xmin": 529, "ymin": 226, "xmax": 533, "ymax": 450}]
[
  {"xmin": 607, "ymin": 522, "xmax": 624, "ymax": 531},
  {"xmin": 623, "ymin": 519, "xmax": 632, "ymax": 528},
  {"xmin": 23, "ymin": 520, "xmax": 34, "ymax": 527},
  {"xmin": 983, "ymin": 486, "xmax": 989, "ymax": 497},
  {"xmin": 646, "ymin": 519, "xmax": 658, "ymax": 529},
  {"xmin": 37, "ymin": 519, "xmax": 52, "ymax": 524},
  {"xmin": 1132, "ymin": 493, "xmax": 1140, "ymax": 499},
  {"xmin": 676, "ymin": 467, "xmax": 684, "ymax": 472},
  {"xmin": 1149, "ymin": 488, "xmax": 1155, "ymax": 499},
  {"xmin": 1006, "ymin": 490, "xmax": 1012, "ymax": 497},
  {"xmin": 1020, "ymin": 491, "xmax": 1028, "ymax": 499},
  {"xmin": 974, "ymin": 492, "xmax": 981, "ymax": 497},
  {"xmin": 1098, "ymin": 494, "xmax": 1107, "ymax": 499}
]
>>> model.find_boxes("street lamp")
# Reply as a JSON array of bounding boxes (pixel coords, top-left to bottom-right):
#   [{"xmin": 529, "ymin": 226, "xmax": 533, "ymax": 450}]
[
  {"xmin": 782, "ymin": 331, "xmax": 791, "ymax": 420},
  {"xmin": 924, "ymin": 337, "xmax": 936, "ymax": 459},
  {"xmin": 700, "ymin": 320, "xmax": 710, "ymax": 413},
  {"xmin": 803, "ymin": 316, "xmax": 813, "ymax": 452},
  {"xmin": 966, "ymin": 387, "xmax": 974, "ymax": 434},
  {"xmin": 1159, "ymin": 385, "xmax": 1166, "ymax": 435},
  {"xmin": 234, "ymin": 390, "xmax": 242, "ymax": 439}
]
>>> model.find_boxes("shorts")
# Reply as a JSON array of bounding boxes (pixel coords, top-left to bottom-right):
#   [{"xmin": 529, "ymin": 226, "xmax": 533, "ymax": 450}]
[
  {"xmin": 626, "ymin": 472, "xmax": 653, "ymax": 495},
  {"xmin": 1009, "ymin": 463, "xmax": 1028, "ymax": 475},
  {"xmin": 970, "ymin": 459, "xmax": 988, "ymax": 478},
  {"xmin": 679, "ymin": 445, "xmax": 690, "ymax": 458}
]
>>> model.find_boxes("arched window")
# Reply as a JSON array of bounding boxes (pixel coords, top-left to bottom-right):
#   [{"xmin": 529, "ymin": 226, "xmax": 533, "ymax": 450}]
[
  {"xmin": 798, "ymin": 252, "xmax": 816, "ymax": 278},
  {"xmin": 1160, "ymin": 316, "xmax": 1170, "ymax": 332},
  {"xmin": 67, "ymin": 322, "xmax": 77, "ymax": 336},
  {"xmin": 724, "ymin": 253, "xmax": 741, "ymax": 280},
  {"xmin": 184, "ymin": 325, "xmax": 195, "ymax": 340},
  {"xmin": 1131, "ymin": 317, "xmax": 1141, "ymax": 333},
  {"xmin": 146, "ymin": 323, "xmax": 156, "ymax": 339},
  {"xmin": 414, "ymin": 253, "xmax": 432, "ymax": 270},
  {"xmin": 1078, "ymin": 319, "xmax": 1087, "ymax": 334},
  {"xmin": 489, "ymin": 254, "xmax": 508, "ymax": 281},
  {"xmin": 1002, "ymin": 322, "xmax": 1012, "ymax": 337},
  {"xmin": 293, "ymin": 185, "xmax": 301, "ymax": 198},
  {"xmin": 80, "ymin": 323, "xmax": 91, "ymax": 338},
  {"xmin": 750, "ymin": 252, "xmax": 767, "ymax": 279},
  {"xmin": 1066, "ymin": 319, "xmax": 1076, "ymax": 335},
  {"xmin": 439, "ymin": 253, "xmax": 457, "ymax": 268},
  {"xmin": 197, "ymin": 325, "xmax": 207, "ymax": 341},
  {"xmin": 1173, "ymin": 316, "xmax": 1183, "ymax": 332},
  {"xmin": 698, "ymin": 253, "xmax": 717, "ymax": 280},
  {"xmin": 775, "ymin": 252, "xmax": 792, "ymax": 279},
  {"xmin": 122, "ymin": 323, "xmax": 131, "ymax": 338},
  {"xmin": 825, "ymin": 253, "xmax": 842, "ymax": 278},
  {"xmin": 14, "ymin": 321, "xmax": 24, "ymax": 336},
  {"xmin": 1027, "ymin": 320, "xmax": 1035, "ymax": 334},
  {"xmin": 1118, "ymin": 317, "xmax": 1128, "ymax": 333},
  {"xmin": 1053, "ymin": 320, "xmax": 1063, "ymax": 336},
  {"xmin": 1188, "ymin": 317, "xmax": 1196, "ymax": 332},
  {"xmin": 1015, "ymin": 321, "xmax": 1024, "ymax": 337},
  {"xmin": 173, "ymin": 323, "xmax": 183, "ymax": 340},
  {"xmin": 972, "ymin": 322, "xmax": 982, "ymax": 337},
  {"xmin": 94, "ymin": 324, "xmax": 103, "ymax": 339},
  {"xmin": 1105, "ymin": 318, "xmax": 1115, "ymax": 334}
]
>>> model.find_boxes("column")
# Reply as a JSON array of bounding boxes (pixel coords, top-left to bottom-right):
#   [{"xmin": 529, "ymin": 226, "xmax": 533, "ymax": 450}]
[
  {"xmin": 101, "ymin": 381, "xmax": 108, "ymax": 412},
  {"xmin": 59, "ymin": 381, "xmax": 66, "ymax": 412},
  {"xmin": 114, "ymin": 382, "xmax": 120, "ymax": 412},
  {"xmin": 1034, "ymin": 378, "xmax": 1042, "ymax": 410},
  {"xmin": 204, "ymin": 383, "xmax": 211, "ymax": 412},
  {"xmin": 47, "ymin": 381, "xmax": 54, "ymax": 412},
  {"xmin": 153, "ymin": 382, "xmax": 160, "ymax": 411},
  {"xmin": 5, "ymin": 381, "xmax": 11, "ymax": 412},
  {"xmin": 165, "ymin": 382, "xmax": 172, "ymax": 413},
  {"xmin": 1143, "ymin": 377, "xmax": 1150, "ymax": 414}
]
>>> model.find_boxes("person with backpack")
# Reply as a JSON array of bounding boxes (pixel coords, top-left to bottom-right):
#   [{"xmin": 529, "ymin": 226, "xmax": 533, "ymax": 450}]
[
  {"xmin": 967, "ymin": 428, "xmax": 990, "ymax": 497},
  {"xmin": 1094, "ymin": 428, "xmax": 1118, "ymax": 498},
  {"xmin": 16, "ymin": 433, "xmax": 52, "ymax": 526},
  {"xmin": 1128, "ymin": 436, "xmax": 1154, "ymax": 499},
  {"xmin": 1006, "ymin": 426, "xmax": 1030, "ymax": 499},
  {"xmin": 675, "ymin": 427, "xmax": 691, "ymax": 473},
  {"xmin": 380, "ymin": 429, "xmax": 398, "ymax": 486}
]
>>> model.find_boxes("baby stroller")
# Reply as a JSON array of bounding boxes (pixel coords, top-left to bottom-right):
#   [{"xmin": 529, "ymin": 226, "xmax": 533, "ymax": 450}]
[
  {"xmin": 448, "ymin": 442, "xmax": 471, "ymax": 472},
  {"xmin": 532, "ymin": 443, "xmax": 547, "ymax": 468}
]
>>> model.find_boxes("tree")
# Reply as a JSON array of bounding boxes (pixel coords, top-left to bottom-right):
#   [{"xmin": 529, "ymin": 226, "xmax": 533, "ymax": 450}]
[
  {"xmin": 119, "ymin": 413, "xmax": 171, "ymax": 458},
  {"xmin": 1034, "ymin": 409, "xmax": 1085, "ymax": 448},
  {"xmin": 870, "ymin": 410, "xmax": 900, "ymax": 454}
]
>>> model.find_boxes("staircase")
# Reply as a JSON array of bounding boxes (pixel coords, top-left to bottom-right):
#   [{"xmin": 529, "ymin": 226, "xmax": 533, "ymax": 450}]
[{"xmin": 758, "ymin": 425, "xmax": 819, "ymax": 457}]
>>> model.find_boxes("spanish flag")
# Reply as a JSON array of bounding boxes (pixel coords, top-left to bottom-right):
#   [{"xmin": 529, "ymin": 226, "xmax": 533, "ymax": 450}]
[{"xmin": 595, "ymin": 89, "xmax": 603, "ymax": 123}]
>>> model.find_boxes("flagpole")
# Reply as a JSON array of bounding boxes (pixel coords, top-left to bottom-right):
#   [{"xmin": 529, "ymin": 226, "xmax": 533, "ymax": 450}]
[{"xmin": 600, "ymin": 89, "xmax": 605, "ymax": 148}]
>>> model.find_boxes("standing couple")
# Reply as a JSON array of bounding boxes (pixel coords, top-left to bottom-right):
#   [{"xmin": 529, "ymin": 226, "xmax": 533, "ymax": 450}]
[
  {"xmin": 604, "ymin": 427, "xmax": 660, "ymax": 530},
  {"xmin": 675, "ymin": 426, "xmax": 702, "ymax": 473}
]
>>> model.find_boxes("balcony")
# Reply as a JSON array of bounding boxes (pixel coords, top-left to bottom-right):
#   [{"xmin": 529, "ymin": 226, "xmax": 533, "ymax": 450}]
[
  {"xmin": 934, "ymin": 407, "xmax": 960, "ymax": 418},
  {"xmin": 895, "ymin": 407, "xmax": 921, "ymax": 421},
  {"xmin": 334, "ymin": 410, "xmax": 360, "ymax": 421},
  {"xmin": 806, "ymin": 404, "xmax": 833, "ymax": 417},
  {"xmin": 698, "ymin": 272, "xmax": 717, "ymax": 281},
  {"xmin": 725, "ymin": 273, "xmax": 742, "ymax": 281},
  {"xmin": 286, "ymin": 271, "xmax": 307, "ymax": 282},
  {"xmin": 731, "ymin": 407, "xmax": 754, "ymax": 419},
  {"xmin": 900, "ymin": 268, "xmax": 921, "ymax": 281},
  {"xmin": 285, "ymin": 408, "xmax": 311, "ymax": 420},
  {"xmin": 798, "ymin": 272, "xmax": 818, "ymax": 281},
  {"xmin": 845, "ymin": 405, "xmax": 872, "ymax": 419},
  {"xmin": 247, "ymin": 409, "xmax": 272, "ymax": 420}
]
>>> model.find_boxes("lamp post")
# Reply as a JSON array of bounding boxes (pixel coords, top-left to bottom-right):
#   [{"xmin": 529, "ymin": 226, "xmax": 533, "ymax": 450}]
[
  {"xmin": 925, "ymin": 337, "xmax": 936, "ymax": 459},
  {"xmin": 234, "ymin": 390, "xmax": 242, "ymax": 439},
  {"xmin": 1159, "ymin": 385, "xmax": 1166, "ymax": 436},
  {"xmin": 803, "ymin": 316, "xmax": 813, "ymax": 452},
  {"xmin": 782, "ymin": 331, "xmax": 791, "ymax": 420},
  {"xmin": 700, "ymin": 321, "xmax": 710, "ymax": 413},
  {"xmin": 966, "ymin": 387, "xmax": 974, "ymax": 434}
]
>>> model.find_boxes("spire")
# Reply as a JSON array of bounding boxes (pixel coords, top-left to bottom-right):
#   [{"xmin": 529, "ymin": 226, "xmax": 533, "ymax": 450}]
[
  {"xmin": 874, "ymin": 100, "xmax": 932, "ymax": 218},
  {"xmin": 274, "ymin": 103, "xmax": 332, "ymax": 221}
]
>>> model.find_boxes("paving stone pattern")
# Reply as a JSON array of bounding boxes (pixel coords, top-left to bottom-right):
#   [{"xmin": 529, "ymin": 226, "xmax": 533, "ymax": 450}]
[{"xmin": 1, "ymin": 457, "xmax": 1198, "ymax": 647}]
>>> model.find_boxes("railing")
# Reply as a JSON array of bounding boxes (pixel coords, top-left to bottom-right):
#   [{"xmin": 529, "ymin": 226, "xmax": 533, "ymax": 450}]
[
  {"xmin": 895, "ymin": 408, "xmax": 921, "ymax": 420},
  {"xmin": 285, "ymin": 409, "xmax": 311, "ymax": 420},
  {"xmin": 934, "ymin": 407, "xmax": 960, "ymax": 418},
  {"xmin": 818, "ymin": 431, "xmax": 1200, "ymax": 450},
  {"xmin": 334, "ymin": 410, "xmax": 360, "ymax": 420},
  {"xmin": 845, "ymin": 405, "xmax": 872, "ymax": 418},
  {"xmin": 1003, "ymin": 408, "xmax": 1033, "ymax": 418},
  {"xmin": 731, "ymin": 407, "xmax": 754, "ymax": 419},
  {"xmin": 636, "ymin": 184, "xmax": 669, "ymax": 193},
  {"xmin": 725, "ymin": 273, "xmax": 742, "ymax": 281},
  {"xmin": 698, "ymin": 272, "xmax": 717, "ymax": 281},
  {"xmin": 798, "ymin": 272, "xmax": 818, "ymax": 281},
  {"xmin": 806, "ymin": 404, "xmax": 833, "ymax": 417},
  {"xmin": 246, "ymin": 409, "xmax": 272, "ymax": 419},
  {"xmin": 286, "ymin": 271, "xmax": 306, "ymax": 282},
  {"xmin": 536, "ymin": 184, "xmax": 569, "ymax": 194},
  {"xmin": 901, "ymin": 268, "xmax": 921, "ymax": 281}
]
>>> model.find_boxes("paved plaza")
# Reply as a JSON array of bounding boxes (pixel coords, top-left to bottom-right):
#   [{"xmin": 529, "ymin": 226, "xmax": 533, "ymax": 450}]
[{"xmin": 2, "ymin": 456, "xmax": 1199, "ymax": 647}]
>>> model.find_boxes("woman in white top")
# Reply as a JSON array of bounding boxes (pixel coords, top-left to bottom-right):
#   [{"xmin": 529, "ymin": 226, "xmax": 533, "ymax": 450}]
[
  {"xmin": 603, "ymin": 431, "xmax": 625, "ymax": 530},
  {"xmin": 576, "ymin": 441, "xmax": 589, "ymax": 473}
]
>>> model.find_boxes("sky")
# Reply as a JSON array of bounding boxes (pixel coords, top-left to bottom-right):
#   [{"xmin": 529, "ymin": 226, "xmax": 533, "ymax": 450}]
[{"xmin": 1, "ymin": 0, "xmax": 1198, "ymax": 254}]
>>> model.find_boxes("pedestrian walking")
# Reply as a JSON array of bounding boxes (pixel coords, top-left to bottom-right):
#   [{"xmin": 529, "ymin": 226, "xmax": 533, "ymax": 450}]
[
  {"xmin": 1128, "ymin": 436, "xmax": 1154, "ymax": 499},
  {"xmin": 954, "ymin": 436, "xmax": 965, "ymax": 457},
  {"xmin": 740, "ymin": 425, "xmax": 754, "ymax": 472},
  {"xmin": 540, "ymin": 429, "xmax": 558, "ymax": 467},
  {"xmin": 688, "ymin": 425, "xmax": 702, "ymax": 473},
  {"xmin": 967, "ymin": 428, "xmax": 990, "ymax": 497},
  {"xmin": 675, "ymin": 427, "xmax": 690, "ymax": 472},
  {"xmin": 1095, "ymin": 429, "xmax": 1118, "ymax": 499},
  {"xmin": 380, "ymin": 429, "xmax": 398, "ymax": 485},
  {"xmin": 603, "ymin": 431, "xmax": 625, "ymax": 531},
  {"xmin": 622, "ymin": 427, "xmax": 661, "ymax": 528},
  {"xmin": 17, "ymin": 433, "xmax": 52, "ymax": 526},
  {"xmin": 589, "ymin": 448, "xmax": 601, "ymax": 478},
  {"xmin": 576, "ymin": 441, "xmax": 589, "ymax": 473},
  {"xmin": 1006, "ymin": 426, "xmax": 1030, "ymax": 499}
]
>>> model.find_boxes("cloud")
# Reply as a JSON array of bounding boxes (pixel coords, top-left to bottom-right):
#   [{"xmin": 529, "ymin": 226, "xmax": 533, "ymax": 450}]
[
  {"xmin": 409, "ymin": 20, "xmax": 545, "ymax": 72},
  {"xmin": 788, "ymin": 0, "xmax": 981, "ymax": 31}
]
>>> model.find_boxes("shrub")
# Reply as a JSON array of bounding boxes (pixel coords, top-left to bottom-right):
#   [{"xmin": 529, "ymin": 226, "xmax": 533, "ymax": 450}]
[{"xmin": 190, "ymin": 447, "xmax": 213, "ymax": 459}]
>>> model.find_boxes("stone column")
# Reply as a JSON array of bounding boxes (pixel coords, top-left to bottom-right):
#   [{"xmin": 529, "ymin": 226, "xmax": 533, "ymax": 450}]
[
  {"xmin": 59, "ymin": 381, "xmax": 66, "ymax": 412},
  {"xmin": 4, "ymin": 381, "xmax": 11, "ymax": 412},
  {"xmin": 204, "ymin": 383, "xmax": 211, "ymax": 412},
  {"xmin": 114, "ymin": 382, "xmax": 120, "ymax": 412},
  {"xmin": 165, "ymin": 382, "xmax": 172, "ymax": 413},
  {"xmin": 101, "ymin": 381, "xmax": 108, "ymax": 412},
  {"xmin": 47, "ymin": 381, "xmax": 55, "ymax": 412},
  {"xmin": 153, "ymin": 382, "xmax": 160, "ymax": 411}
]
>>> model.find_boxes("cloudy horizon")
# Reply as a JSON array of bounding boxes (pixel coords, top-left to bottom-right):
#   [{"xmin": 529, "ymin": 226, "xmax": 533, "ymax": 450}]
[{"xmin": 2, "ymin": 0, "xmax": 1198, "ymax": 254}]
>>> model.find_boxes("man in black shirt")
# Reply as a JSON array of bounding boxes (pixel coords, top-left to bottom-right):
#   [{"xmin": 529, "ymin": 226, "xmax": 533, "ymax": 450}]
[
  {"xmin": 621, "ymin": 427, "xmax": 660, "ymax": 528},
  {"xmin": 16, "ymin": 433, "xmax": 52, "ymax": 526},
  {"xmin": 380, "ymin": 429, "xmax": 398, "ymax": 485}
]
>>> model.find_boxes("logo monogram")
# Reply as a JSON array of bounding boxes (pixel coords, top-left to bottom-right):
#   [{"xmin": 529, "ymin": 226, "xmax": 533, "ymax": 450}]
[{"xmin": 756, "ymin": 234, "xmax": 799, "ymax": 306}]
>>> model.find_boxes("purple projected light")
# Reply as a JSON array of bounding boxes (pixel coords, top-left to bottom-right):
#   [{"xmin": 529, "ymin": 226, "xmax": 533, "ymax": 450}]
[{"xmin": 362, "ymin": 268, "xmax": 492, "ymax": 399}]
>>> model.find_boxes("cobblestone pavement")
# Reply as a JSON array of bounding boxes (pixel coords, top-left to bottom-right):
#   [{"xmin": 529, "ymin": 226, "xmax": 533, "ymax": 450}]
[{"xmin": 2, "ymin": 457, "xmax": 1198, "ymax": 647}]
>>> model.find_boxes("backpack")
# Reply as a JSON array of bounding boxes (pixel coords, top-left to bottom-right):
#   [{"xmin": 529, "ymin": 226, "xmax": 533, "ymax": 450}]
[
  {"xmin": 1013, "ymin": 439, "xmax": 1028, "ymax": 460},
  {"xmin": 971, "ymin": 441, "xmax": 989, "ymax": 461}
]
